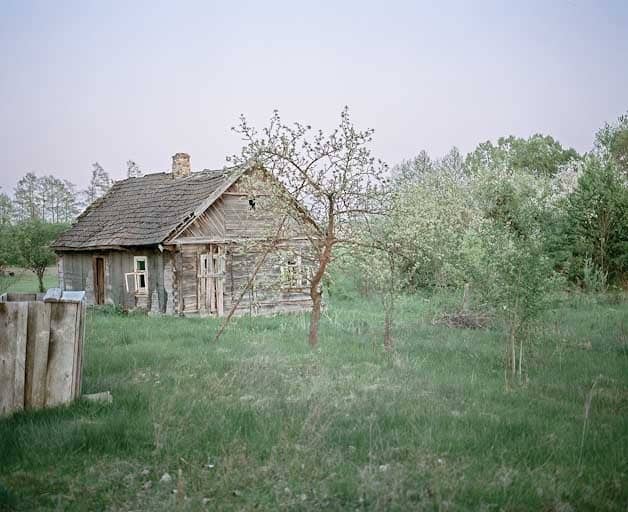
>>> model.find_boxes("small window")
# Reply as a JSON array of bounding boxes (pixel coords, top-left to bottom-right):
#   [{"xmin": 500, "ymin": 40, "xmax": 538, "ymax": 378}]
[
  {"xmin": 124, "ymin": 256, "xmax": 148, "ymax": 295},
  {"xmin": 134, "ymin": 257, "xmax": 147, "ymax": 293},
  {"xmin": 280, "ymin": 254, "xmax": 303, "ymax": 288}
]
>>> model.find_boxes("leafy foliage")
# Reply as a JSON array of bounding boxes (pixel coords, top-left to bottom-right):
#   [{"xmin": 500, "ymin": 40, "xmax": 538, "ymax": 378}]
[
  {"xmin": 465, "ymin": 134, "xmax": 580, "ymax": 177},
  {"xmin": 594, "ymin": 110, "xmax": 628, "ymax": 178},
  {"xmin": 391, "ymin": 161, "xmax": 475, "ymax": 288},
  {"xmin": 559, "ymin": 156, "xmax": 628, "ymax": 285},
  {"xmin": 230, "ymin": 107, "xmax": 389, "ymax": 346},
  {"xmin": 12, "ymin": 172, "xmax": 79, "ymax": 223},
  {"xmin": 14, "ymin": 220, "xmax": 67, "ymax": 292}
]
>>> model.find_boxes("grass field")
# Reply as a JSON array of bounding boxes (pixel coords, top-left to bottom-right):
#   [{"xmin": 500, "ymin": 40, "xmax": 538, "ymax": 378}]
[
  {"xmin": 1, "ymin": 286, "xmax": 627, "ymax": 511},
  {"xmin": 1, "ymin": 267, "xmax": 58, "ymax": 294}
]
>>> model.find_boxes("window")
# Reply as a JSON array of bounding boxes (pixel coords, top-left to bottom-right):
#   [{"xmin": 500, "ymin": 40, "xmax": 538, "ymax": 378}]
[
  {"xmin": 134, "ymin": 257, "xmax": 147, "ymax": 293},
  {"xmin": 280, "ymin": 254, "xmax": 303, "ymax": 288},
  {"xmin": 199, "ymin": 254, "xmax": 209, "ymax": 276},
  {"xmin": 124, "ymin": 256, "xmax": 148, "ymax": 294}
]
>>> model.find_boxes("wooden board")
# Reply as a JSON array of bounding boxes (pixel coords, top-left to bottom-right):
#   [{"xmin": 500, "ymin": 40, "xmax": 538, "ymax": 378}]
[
  {"xmin": 25, "ymin": 301, "xmax": 51, "ymax": 409},
  {"xmin": 180, "ymin": 197, "xmax": 226, "ymax": 239},
  {"xmin": 6, "ymin": 293, "xmax": 38, "ymax": 302},
  {"xmin": 181, "ymin": 248, "xmax": 199, "ymax": 312},
  {"xmin": 0, "ymin": 302, "xmax": 28, "ymax": 415},
  {"xmin": 216, "ymin": 247, "xmax": 225, "ymax": 317},
  {"xmin": 72, "ymin": 301, "xmax": 86, "ymax": 399},
  {"xmin": 46, "ymin": 302, "xmax": 79, "ymax": 407}
]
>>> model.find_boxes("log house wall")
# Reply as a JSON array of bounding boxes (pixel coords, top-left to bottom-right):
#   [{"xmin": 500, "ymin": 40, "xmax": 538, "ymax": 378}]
[
  {"xmin": 58, "ymin": 250, "xmax": 166, "ymax": 312},
  {"xmin": 170, "ymin": 173, "xmax": 316, "ymax": 316},
  {"xmin": 56, "ymin": 170, "xmax": 317, "ymax": 316}
]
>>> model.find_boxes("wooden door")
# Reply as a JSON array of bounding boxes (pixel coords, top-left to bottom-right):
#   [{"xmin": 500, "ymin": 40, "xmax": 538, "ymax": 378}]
[
  {"xmin": 94, "ymin": 257, "xmax": 105, "ymax": 305},
  {"xmin": 198, "ymin": 246, "xmax": 225, "ymax": 316}
]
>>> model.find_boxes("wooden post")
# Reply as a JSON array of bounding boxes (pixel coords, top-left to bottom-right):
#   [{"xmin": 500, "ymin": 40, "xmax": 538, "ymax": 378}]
[
  {"xmin": 46, "ymin": 302, "xmax": 80, "ymax": 406},
  {"xmin": 208, "ymin": 248, "xmax": 216, "ymax": 313},
  {"xmin": 25, "ymin": 301, "xmax": 51, "ymax": 409},
  {"xmin": 1, "ymin": 290, "xmax": 86, "ymax": 417},
  {"xmin": 0, "ymin": 302, "xmax": 28, "ymax": 415},
  {"xmin": 70, "ymin": 300, "xmax": 85, "ymax": 399},
  {"xmin": 216, "ymin": 247, "xmax": 225, "ymax": 317}
]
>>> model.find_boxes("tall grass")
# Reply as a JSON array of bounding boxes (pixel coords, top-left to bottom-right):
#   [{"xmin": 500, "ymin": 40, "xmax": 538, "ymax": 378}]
[{"xmin": 1, "ymin": 290, "xmax": 627, "ymax": 511}]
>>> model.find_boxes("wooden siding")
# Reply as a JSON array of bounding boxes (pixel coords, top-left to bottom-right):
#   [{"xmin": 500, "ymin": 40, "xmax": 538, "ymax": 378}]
[
  {"xmin": 58, "ymin": 250, "xmax": 167, "ymax": 312},
  {"xmin": 56, "ymin": 168, "xmax": 318, "ymax": 317},
  {"xmin": 223, "ymin": 239, "xmax": 312, "ymax": 316},
  {"xmin": 179, "ymin": 197, "xmax": 225, "ymax": 239},
  {"xmin": 180, "ymin": 245, "xmax": 201, "ymax": 313},
  {"xmin": 168, "ymin": 169, "xmax": 317, "ymax": 317}
]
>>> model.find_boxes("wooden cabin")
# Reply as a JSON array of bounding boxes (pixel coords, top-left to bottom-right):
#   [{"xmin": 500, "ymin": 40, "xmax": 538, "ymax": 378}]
[{"xmin": 51, "ymin": 153, "xmax": 319, "ymax": 316}]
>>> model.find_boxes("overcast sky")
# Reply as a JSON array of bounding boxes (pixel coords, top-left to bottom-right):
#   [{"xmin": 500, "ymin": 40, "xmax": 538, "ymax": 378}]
[{"xmin": 1, "ymin": 0, "xmax": 626, "ymax": 192}]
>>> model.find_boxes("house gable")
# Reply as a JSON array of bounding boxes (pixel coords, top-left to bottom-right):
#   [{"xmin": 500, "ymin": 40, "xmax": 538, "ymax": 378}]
[
  {"xmin": 168, "ymin": 167, "xmax": 320, "ymax": 245},
  {"xmin": 175, "ymin": 196, "xmax": 226, "ymax": 241}
]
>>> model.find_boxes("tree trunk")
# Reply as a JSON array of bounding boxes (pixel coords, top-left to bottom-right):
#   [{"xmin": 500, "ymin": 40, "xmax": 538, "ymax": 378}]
[
  {"xmin": 383, "ymin": 306, "xmax": 393, "ymax": 351},
  {"xmin": 213, "ymin": 215, "xmax": 288, "ymax": 343},
  {"xmin": 383, "ymin": 255, "xmax": 395, "ymax": 351},
  {"xmin": 510, "ymin": 327, "xmax": 516, "ymax": 377},
  {"xmin": 462, "ymin": 283, "xmax": 470, "ymax": 312},
  {"xmin": 308, "ymin": 290, "xmax": 322, "ymax": 347},
  {"xmin": 308, "ymin": 202, "xmax": 335, "ymax": 348},
  {"xmin": 36, "ymin": 269, "xmax": 45, "ymax": 292},
  {"xmin": 308, "ymin": 237, "xmax": 333, "ymax": 348},
  {"xmin": 518, "ymin": 337, "xmax": 524, "ymax": 382}
]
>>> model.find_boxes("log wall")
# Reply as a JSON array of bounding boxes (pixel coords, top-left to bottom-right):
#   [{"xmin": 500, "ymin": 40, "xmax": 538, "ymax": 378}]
[
  {"xmin": 169, "ymin": 170, "xmax": 316, "ymax": 317},
  {"xmin": 58, "ymin": 250, "xmax": 167, "ymax": 312}
]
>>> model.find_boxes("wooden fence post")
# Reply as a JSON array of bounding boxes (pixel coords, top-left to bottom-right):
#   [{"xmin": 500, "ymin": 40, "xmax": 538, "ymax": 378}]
[
  {"xmin": 25, "ymin": 301, "xmax": 51, "ymax": 409},
  {"xmin": 1, "ymin": 289, "xmax": 86, "ymax": 417},
  {"xmin": 0, "ymin": 302, "xmax": 28, "ymax": 415}
]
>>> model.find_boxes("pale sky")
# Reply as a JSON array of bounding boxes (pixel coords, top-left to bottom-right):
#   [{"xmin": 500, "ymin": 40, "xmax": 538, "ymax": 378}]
[{"xmin": 1, "ymin": 0, "xmax": 627, "ymax": 193}]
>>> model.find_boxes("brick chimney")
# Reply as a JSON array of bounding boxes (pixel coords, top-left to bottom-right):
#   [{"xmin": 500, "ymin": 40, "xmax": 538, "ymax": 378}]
[{"xmin": 172, "ymin": 152, "xmax": 191, "ymax": 178}]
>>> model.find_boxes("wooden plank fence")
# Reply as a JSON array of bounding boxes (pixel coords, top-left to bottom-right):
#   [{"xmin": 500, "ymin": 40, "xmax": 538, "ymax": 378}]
[{"xmin": 0, "ymin": 288, "xmax": 86, "ymax": 417}]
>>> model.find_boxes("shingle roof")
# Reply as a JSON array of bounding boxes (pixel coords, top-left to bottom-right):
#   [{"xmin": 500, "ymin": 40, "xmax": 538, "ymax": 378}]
[{"xmin": 52, "ymin": 168, "xmax": 241, "ymax": 250}]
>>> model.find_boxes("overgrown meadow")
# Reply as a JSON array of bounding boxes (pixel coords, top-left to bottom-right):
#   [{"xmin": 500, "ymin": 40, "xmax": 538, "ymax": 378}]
[
  {"xmin": 1, "ymin": 112, "xmax": 627, "ymax": 510},
  {"xmin": 1, "ymin": 272, "xmax": 627, "ymax": 511}
]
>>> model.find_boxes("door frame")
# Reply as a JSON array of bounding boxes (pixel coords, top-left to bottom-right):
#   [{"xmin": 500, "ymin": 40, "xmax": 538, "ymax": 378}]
[
  {"xmin": 92, "ymin": 255, "xmax": 106, "ymax": 305},
  {"xmin": 198, "ymin": 245, "xmax": 225, "ymax": 316}
]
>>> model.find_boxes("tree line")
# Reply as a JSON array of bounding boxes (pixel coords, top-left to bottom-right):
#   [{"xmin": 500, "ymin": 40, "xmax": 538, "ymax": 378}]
[
  {"xmin": 0, "ymin": 160, "xmax": 145, "ymax": 226},
  {"xmin": 345, "ymin": 112, "xmax": 628, "ymax": 382},
  {"xmin": 0, "ymin": 160, "xmax": 142, "ymax": 291},
  {"xmin": 1, "ymin": 108, "xmax": 626, "ymax": 377},
  {"xmin": 228, "ymin": 108, "xmax": 627, "ymax": 385}
]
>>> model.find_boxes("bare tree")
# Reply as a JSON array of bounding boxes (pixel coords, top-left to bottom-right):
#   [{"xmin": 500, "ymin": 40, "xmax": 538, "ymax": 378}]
[
  {"xmin": 84, "ymin": 162, "xmax": 112, "ymax": 205},
  {"xmin": 59, "ymin": 180, "xmax": 80, "ymax": 222},
  {"xmin": 13, "ymin": 172, "xmax": 40, "ymax": 221},
  {"xmin": 126, "ymin": 160, "xmax": 142, "ymax": 178},
  {"xmin": 0, "ymin": 191, "xmax": 14, "ymax": 225},
  {"xmin": 230, "ymin": 107, "xmax": 388, "ymax": 347},
  {"xmin": 45, "ymin": 177, "xmax": 80, "ymax": 223}
]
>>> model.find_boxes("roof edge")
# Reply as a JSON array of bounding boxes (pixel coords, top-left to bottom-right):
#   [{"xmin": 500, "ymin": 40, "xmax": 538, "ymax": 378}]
[{"xmin": 163, "ymin": 166, "xmax": 247, "ymax": 244}]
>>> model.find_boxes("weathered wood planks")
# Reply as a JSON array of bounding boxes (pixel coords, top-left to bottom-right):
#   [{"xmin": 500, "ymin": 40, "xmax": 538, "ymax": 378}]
[
  {"xmin": 0, "ymin": 302, "xmax": 28, "ymax": 415},
  {"xmin": 25, "ymin": 301, "xmax": 51, "ymax": 409},
  {"xmin": 0, "ymin": 291, "xmax": 86, "ymax": 417},
  {"xmin": 46, "ymin": 302, "xmax": 79, "ymax": 407}
]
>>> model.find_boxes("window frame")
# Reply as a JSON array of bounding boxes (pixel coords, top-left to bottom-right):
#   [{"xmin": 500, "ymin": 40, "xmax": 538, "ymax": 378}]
[
  {"xmin": 280, "ymin": 253, "xmax": 304, "ymax": 289},
  {"xmin": 124, "ymin": 256, "xmax": 148, "ymax": 295}
]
